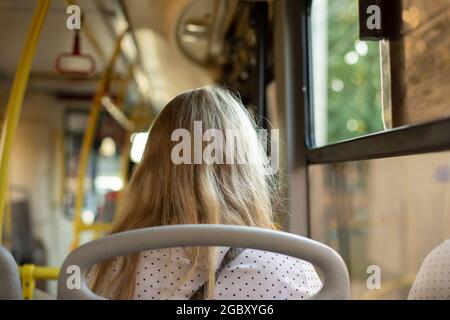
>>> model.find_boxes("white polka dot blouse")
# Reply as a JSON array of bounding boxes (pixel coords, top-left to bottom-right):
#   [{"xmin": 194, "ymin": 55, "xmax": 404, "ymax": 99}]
[
  {"xmin": 408, "ymin": 240, "xmax": 450, "ymax": 300},
  {"xmin": 103, "ymin": 247, "xmax": 322, "ymax": 300}
]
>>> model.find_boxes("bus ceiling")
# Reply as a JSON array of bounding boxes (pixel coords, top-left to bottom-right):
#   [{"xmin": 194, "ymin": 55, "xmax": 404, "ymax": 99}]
[{"xmin": 0, "ymin": 0, "xmax": 253, "ymax": 113}]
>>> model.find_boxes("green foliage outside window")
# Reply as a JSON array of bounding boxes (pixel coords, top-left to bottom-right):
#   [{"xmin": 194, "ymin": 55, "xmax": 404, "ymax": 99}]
[{"xmin": 325, "ymin": 0, "xmax": 383, "ymax": 144}]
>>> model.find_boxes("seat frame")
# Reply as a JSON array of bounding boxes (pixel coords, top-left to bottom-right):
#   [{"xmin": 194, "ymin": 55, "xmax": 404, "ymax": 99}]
[{"xmin": 57, "ymin": 224, "xmax": 350, "ymax": 300}]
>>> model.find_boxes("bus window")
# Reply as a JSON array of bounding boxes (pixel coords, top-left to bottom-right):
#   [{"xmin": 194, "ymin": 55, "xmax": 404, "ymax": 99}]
[
  {"xmin": 309, "ymin": 151, "xmax": 450, "ymax": 299},
  {"xmin": 63, "ymin": 110, "xmax": 126, "ymax": 225},
  {"xmin": 310, "ymin": 0, "xmax": 383, "ymax": 147},
  {"xmin": 63, "ymin": 110, "xmax": 89, "ymax": 219},
  {"xmin": 390, "ymin": 0, "xmax": 450, "ymax": 126}
]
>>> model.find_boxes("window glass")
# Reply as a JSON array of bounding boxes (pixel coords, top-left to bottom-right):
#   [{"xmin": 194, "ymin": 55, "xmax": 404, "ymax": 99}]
[
  {"xmin": 63, "ymin": 110, "xmax": 126, "ymax": 225},
  {"xmin": 92, "ymin": 114, "xmax": 127, "ymax": 224},
  {"xmin": 310, "ymin": 0, "xmax": 383, "ymax": 147},
  {"xmin": 309, "ymin": 151, "xmax": 450, "ymax": 299},
  {"xmin": 390, "ymin": 0, "xmax": 450, "ymax": 126}
]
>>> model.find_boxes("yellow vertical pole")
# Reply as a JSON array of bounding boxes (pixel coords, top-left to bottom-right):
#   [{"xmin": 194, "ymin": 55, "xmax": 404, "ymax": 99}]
[
  {"xmin": 19, "ymin": 265, "xmax": 60, "ymax": 299},
  {"xmin": 0, "ymin": 0, "xmax": 51, "ymax": 242},
  {"xmin": 21, "ymin": 264, "xmax": 36, "ymax": 300},
  {"xmin": 70, "ymin": 31, "xmax": 127, "ymax": 250},
  {"xmin": 70, "ymin": 70, "xmax": 109, "ymax": 249}
]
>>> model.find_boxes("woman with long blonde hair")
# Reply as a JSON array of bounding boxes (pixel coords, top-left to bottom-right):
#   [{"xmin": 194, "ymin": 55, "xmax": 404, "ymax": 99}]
[{"xmin": 89, "ymin": 85, "xmax": 321, "ymax": 299}]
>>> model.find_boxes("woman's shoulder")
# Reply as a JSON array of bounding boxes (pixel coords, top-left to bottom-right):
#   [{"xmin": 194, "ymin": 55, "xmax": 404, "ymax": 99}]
[
  {"xmin": 408, "ymin": 240, "xmax": 450, "ymax": 300},
  {"xmin": 214, "ymin": 249, "xmax": 322, "ymax": 300},
  {"xmin": 134, "ymin": 247, "xmax": 209, "ymax": 299}
]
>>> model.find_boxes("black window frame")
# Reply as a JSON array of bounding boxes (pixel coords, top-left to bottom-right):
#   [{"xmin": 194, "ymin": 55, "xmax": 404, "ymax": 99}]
[{"xmin": 303, "ymin": 0, "xmax": 450, "ymax": 165}]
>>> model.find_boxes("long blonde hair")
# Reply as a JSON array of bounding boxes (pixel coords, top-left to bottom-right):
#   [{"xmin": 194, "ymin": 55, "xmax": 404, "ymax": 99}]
[{"xmin": 90, "ymin": 85, "xmax": 278, "ymax": 299}]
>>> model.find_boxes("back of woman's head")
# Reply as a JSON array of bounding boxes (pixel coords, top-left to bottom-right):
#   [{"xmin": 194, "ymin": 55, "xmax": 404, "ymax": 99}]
[
  {"xmin": 116, "ymin": 85, "xmax": 276, "ymax": 230},
  {"xmin": 91, "ymin": 85, "xmax": 278, "ymax": 299}
]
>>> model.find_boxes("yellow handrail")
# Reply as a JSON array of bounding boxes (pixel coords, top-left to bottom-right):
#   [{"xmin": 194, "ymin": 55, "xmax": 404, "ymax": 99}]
[
  {"xmin": 0, "ymin": 0, "xmax": 51, "ymax": 243},
  {"xmin": 70, "ymin": 30, "xmax": 128, "ymax": 250},
  {"xmin": 20, "ymin": 265, "xmax": 60, "ymax": 300},
  {"xmin": 100, "ymin": 96, "xmax": 135, "ymax": 131}
]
